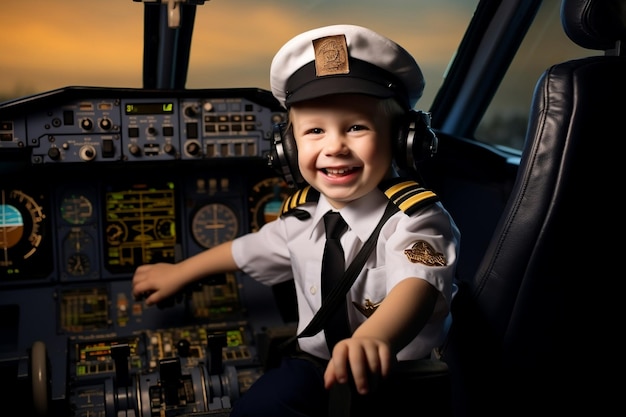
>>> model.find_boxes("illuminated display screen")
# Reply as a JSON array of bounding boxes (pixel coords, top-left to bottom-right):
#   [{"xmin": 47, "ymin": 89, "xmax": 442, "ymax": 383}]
[
  {"xmin": 125, "ymin": 102, "xmax": 174, "ymax": 115},
  {"xmin": 0, "ymin": 188, "xmax": 54, "ymax": 281},
  {"xmin": 76, "ymin": 338, "xmax": 140, "ymax": 362},
  {"xmin": 73, "ymin": 337, "xmax": 143, "ymax": 377},
  {"xmin": 103, "ymin": 181, "xmax": 178, "ymax": 274},
  {"xmin": 59, "ymin": 287, "xmax": 109, "ymax": 332},
  {"xmin": 189, "ymin": 273, "xmax": 241, "ymax": 319}
]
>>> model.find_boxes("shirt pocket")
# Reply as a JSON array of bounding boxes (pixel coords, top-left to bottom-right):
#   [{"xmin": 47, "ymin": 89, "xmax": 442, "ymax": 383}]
[{"xmin": 351, "ymin": 266, "xmax": 386, "ymax": 320}]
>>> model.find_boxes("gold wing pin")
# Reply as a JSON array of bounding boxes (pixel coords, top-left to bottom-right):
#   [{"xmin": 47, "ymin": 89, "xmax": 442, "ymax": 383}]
[
  {"xmin": 404, "ymin": 240, "xmax": 447, "ymax": 266},
  {"xmin": 352, "ymin": 299, "xmax": 381, "ymax": 318}
]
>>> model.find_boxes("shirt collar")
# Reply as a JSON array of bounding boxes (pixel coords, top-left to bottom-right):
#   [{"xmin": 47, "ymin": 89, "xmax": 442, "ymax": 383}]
[{"xmin": 310, "ymin": 190, "xmax": 389, "ymax": 242}]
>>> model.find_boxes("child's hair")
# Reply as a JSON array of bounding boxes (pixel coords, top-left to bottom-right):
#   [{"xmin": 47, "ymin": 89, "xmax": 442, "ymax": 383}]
[{"xmin": 378, "ymin": 97, "xmax": 407, "ymax": 141}]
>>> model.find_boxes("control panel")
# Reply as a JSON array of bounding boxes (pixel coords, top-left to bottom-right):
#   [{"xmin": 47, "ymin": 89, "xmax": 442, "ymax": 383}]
[
  {"xmin": 0, "ymin": 86, "xmax": 285, "ymax": 163},
  {"xmin": 0, "ymin": 87, "xmax": 297, "ymax": 416}
]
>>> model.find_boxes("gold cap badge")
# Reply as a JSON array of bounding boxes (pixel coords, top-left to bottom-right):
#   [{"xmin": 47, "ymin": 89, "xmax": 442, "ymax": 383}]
[
  {"xmin": 404, "ymin": 240, "xmax": 447, "ymax": 266},
  {"xmin": 313, "ymin": 34, "xmax": 350, "ymax": 77}
]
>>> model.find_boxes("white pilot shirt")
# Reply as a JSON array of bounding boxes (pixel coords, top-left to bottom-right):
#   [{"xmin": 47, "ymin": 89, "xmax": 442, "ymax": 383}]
[{"xmin": 231, "ymin": 187, "xmax": 460, "ymax": 361}]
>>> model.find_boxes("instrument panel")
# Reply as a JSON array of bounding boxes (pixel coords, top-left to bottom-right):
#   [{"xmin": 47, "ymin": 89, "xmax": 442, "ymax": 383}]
[{"xmin": 0, "ymin": 87, "xmax": 296, "ymax": 416}]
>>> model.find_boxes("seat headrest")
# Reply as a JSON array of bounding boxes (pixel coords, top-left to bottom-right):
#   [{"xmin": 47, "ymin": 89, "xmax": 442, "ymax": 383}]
[{"xmin": 561, "ymin": 0, "xmax": 626, "ymax": 51}]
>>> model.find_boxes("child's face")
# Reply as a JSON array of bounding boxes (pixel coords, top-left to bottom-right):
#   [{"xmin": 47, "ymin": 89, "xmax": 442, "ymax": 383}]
[{"xmin": 290, "ymin": 94, "xmax": 393, "ymax": 209}]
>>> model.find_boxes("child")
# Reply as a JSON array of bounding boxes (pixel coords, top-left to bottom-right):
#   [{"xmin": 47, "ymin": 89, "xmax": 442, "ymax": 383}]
[{"xmin": 132, "ymin": 24, "xmax": 460, "ymax": 417}]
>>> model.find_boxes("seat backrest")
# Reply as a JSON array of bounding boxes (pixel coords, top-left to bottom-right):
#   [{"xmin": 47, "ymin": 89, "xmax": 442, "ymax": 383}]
[{"xmin": 442, "ymin": 0, "xmax": 626, "ymax": 415}]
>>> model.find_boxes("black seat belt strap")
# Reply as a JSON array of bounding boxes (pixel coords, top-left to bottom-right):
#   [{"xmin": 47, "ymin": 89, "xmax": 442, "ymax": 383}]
[{"xmin": 281, "ymin": 201, "xmax": 399, "ymax": 348}]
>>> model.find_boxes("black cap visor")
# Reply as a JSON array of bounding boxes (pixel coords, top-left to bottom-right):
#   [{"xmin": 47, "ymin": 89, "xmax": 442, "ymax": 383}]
[{"xmin": 285, "ymin": 58, "xmax": 410, "ymax": 108}]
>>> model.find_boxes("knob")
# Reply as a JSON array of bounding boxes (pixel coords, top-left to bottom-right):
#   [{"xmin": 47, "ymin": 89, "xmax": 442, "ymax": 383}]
[
  {"xmin": 80, "ymin": 119, "xmax": 94, "ymax": 131},
  {"xmin": 100, "ymin": 118, "xmax": 112, "ymax": 130},
  {"xmin": 48, "ymin": 147, "xmax": 61, "ymax": 160},
  {"xmin": 128, "ymin": 144, "xmax": 141, "ymax": 156},
  {"xmin": 185, "ymin": 141, "xmax": 201, "ymax": 156},
  {"xmin": 176, "ymin": 339, "xmax": 191, "ymax": 357},
  {"xmin": 184, "ymin": 104, "xmax": 200, "ymax": 118},
  {"xmin": 164, "ymin": 143, "xmax": 175, "ymax": 155},
  {"xmin": 79, "ymin": 145, "xmax": 96, "ymax": 161}
]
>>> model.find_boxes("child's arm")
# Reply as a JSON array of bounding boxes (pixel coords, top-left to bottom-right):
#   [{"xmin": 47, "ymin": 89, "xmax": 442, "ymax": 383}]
[
  {"xmin": 323, "ymin": 277, "xmax": 438, "ymax": 394},
  {"xmin": 131, "ymin": 241, "xmax": 238, "ymax": 306}
]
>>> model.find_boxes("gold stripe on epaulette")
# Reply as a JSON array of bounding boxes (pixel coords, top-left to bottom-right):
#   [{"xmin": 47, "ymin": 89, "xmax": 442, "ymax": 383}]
[
  {"xmin": 280, "ymin": 186, "xmax": 318, "ymax": 215},
  {"xmin": 384, "ymin": 180, "xmax": 417, "ymax": 198},
  {"xmin": 398, "ymin": 190, "xmax": 437, "ymax": 212},
  {"xmin": 382, "ymin": 179, "xmax": 438, "ymax": 215}
]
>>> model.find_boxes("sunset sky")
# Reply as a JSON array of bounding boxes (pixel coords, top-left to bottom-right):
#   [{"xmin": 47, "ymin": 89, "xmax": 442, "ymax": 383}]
[{"xmin": 0, "ymin": 0, "xmax": 475, "ymax": 105}]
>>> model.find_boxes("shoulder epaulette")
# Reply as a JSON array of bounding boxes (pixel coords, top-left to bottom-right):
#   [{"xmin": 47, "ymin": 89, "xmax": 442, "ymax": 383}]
[
  {"xmin": 280, "ymin": 186, "xmax": 320, "ymax": 218},
  {"xmin": 378, "ymin": 178, "xmax": 439, "ymax": 216}
]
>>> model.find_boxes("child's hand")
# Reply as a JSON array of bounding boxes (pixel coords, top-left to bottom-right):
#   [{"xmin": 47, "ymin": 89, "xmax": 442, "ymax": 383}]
[
  {"xmin": 132, "ymin": 263, "xmax": 184, "ymax": 306},
  {"xmin": 323, "ymin": 337, "xmax": 393, "ymax": 395}
]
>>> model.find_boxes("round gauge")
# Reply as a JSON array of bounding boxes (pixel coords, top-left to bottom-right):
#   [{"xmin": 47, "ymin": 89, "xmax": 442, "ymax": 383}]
[
  {"xmin": 0, "ymin": 188, "xmax": 53, "ymax": 279},
  {"xmin": 248, "ymin": 177, "xmax": 292, "ymax": 232},
  {"xmin": 60, "ymin": 193, "xmax": 94, "ymax": 225},
  {"xmin": 66, "ymin": 253, "xmax": 91, "ymax": 276},
  {"xmin": 156, "ymin": 218, "xmax": 176, "ymax": 239},
  {"xmin": 191, "ymin": 203, "xmax": 238, "ymax": 249},
  {"xmin": 63, "ymin": 230, "xmax": 94, "ymax": 277}
]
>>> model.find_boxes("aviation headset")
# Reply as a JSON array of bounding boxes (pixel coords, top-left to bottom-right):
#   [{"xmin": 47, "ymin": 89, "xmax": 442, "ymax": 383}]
[{"xmin": 268, "ymin": 109, "xmax": 439, "ymax": 189}]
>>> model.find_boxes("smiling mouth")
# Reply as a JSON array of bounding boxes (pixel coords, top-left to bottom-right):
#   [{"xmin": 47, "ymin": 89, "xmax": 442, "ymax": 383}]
[{"xmin": 323, "ymin": 167, "xmax": 358, "ymax": 176}]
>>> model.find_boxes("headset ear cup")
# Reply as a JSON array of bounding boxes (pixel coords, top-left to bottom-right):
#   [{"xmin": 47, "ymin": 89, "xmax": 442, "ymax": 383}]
[
  {"xmin": 269, "ymin": 123, "xmax": 305, "ymax": 189},
  {"xmin": 394, "ymin": 116, "xmax": 410, "ymax": 173},
  {"xmin": 395, "ymin": 110, "xmax": 438, "ymax": 175}
]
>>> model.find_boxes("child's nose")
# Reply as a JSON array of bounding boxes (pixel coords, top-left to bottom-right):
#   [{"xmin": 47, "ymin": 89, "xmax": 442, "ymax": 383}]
[{"xmin": 324, "ymin": 132, "xmax": 347, "ymax": 154}]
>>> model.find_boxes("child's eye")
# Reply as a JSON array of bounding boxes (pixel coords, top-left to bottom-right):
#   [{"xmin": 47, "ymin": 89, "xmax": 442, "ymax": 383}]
[
  {"xmin": 306, "ymin": 128, "xmax": 323, "ymax": 135},
  {"xmin": 348, "ymin": 125, "xmax": 367, "ymax": 132}
]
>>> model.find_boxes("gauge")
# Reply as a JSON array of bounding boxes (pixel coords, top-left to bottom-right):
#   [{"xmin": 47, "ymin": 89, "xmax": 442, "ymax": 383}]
[
  {"xmin": 106, "ymin": 222, "xmax": 127, "ymax": 245},
  {"xmin": 248, "ymin": 177, "xmax": 292, "ymax": 231},
  {"xmin": 156, "ymin": 218, "xmax": 176, "ymax": 239},
  {"xmin": 0, "ymin": 188, "xmax": 53, "ymax": 279},
  {"xmin": 65, "ymin": 229, "xmax": 93, "ymax": 252},
  {"xmin": 60, "ymin": 193, "xmax": 94, "ymax": 225},
  {"xmin": 191, "ymin": 203, "xmax": 238, "ymax": 249},
  {"xmin": 66, "ymin": 253, "xmax": 91, "ymax": 276},
  {"xmin": 63, "ymin": 230, "xmax": 95, "ymax": 278}
]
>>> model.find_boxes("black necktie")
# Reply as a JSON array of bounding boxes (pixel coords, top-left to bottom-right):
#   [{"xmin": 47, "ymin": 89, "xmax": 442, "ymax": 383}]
[{"xmin": 321, "ymin": 211, "xmax": 350, "ymax": 352}]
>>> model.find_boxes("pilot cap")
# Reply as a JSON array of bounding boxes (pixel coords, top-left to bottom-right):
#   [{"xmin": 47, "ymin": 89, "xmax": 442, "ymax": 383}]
[{"xmin": 270, "ymin": 24, "xmax": 424, "ymax": 110}]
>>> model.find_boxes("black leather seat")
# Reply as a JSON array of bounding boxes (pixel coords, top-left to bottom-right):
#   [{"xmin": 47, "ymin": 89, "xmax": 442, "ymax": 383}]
[{"xmin": 441, "ymin": 0, "xmax": 625, "ymax": 415}]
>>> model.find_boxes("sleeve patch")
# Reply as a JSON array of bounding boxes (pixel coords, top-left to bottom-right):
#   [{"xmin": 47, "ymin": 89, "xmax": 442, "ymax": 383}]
[{"xmin": 404, "ymin": 240, "xmax": 447, "ymax": 266}]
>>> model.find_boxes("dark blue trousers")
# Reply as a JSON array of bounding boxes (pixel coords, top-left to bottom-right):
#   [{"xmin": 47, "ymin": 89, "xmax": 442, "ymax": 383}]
[{"xmin": 230, "ymin": 355, "xmax": 329, "ymax": 417}]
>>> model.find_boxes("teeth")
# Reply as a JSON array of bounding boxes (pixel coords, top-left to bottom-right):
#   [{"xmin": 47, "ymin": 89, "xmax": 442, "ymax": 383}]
[{"xmin": 326, "ymin": 167, "xmax": 352, "ymax": 175}]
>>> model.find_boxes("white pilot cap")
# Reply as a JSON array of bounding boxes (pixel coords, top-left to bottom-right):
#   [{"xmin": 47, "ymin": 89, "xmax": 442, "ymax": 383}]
[{"xmin": 270, "ymin": 24, "xmax": 424, "ymax": 110}]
